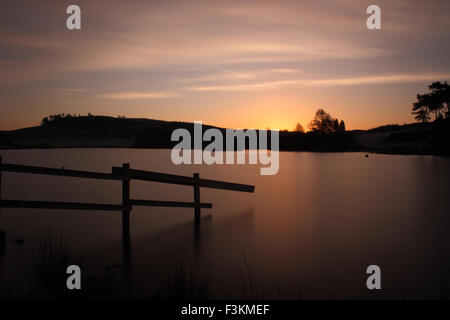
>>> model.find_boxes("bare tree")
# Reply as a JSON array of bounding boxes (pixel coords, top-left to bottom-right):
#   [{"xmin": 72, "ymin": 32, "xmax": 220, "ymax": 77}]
[
  {"xmin": 308, "ymin": 109, "xmax": 335, "ymax": 134},
  {"xmin": 294, "ymin": 122, "xmax": 305, "ymax": 133}
]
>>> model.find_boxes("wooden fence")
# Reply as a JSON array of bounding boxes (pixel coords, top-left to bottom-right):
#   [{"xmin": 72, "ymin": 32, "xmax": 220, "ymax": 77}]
[{"xmin": 0, "ymin": 156, "xmax": 255, "ymax": 272}]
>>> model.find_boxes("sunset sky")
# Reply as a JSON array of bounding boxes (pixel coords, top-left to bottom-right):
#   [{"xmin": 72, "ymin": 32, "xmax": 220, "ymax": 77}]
[{"xmin": 1, "ymin": 0, "xmax": 449, "ymax": 130}]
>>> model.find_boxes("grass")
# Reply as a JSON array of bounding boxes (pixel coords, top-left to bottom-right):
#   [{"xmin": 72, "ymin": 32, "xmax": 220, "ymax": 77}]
[
  {"xmin": 29, "ymin": 232, "xmax": 126, "ymax": 299},
  {"xmin": 152, "ymin": 263, "xmax": 213, "ymax": 300},
  {"xmin": 28, "ymin": 232, "xmax": 213, "ymax": 300},
  {"xmin": 241, "ymin": 248, "xmax": 282, "ymax": 300},
  {"xmin": 31, "ymin": 232, "xmax": 81, "ymax": 295}
]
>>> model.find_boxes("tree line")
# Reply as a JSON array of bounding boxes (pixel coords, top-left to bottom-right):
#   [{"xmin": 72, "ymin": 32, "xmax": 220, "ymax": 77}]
[
  {"xmin": 41, "ymin": 113, "xmax": 127, "ymax": 125},
  {"xmin": 294, "ymin": 109, "xmax": 345, "ymax": 134},
  {"xmin": 292, "ymin": 80, "xmax": 450, "ymax": 135},
  {"xmin": 412, "ymin": 81, "xmax": 450, "ymax": 122}
]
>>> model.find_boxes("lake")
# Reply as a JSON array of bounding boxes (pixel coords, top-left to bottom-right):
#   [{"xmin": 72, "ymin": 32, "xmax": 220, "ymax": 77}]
[{"xmin": 1, "ymin": 149, "xmax": 450, "ymax": 299}]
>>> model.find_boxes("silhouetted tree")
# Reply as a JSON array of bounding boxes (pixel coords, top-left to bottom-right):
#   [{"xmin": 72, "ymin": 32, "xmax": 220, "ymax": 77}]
[
  {"xmin": 308, "ymin": 109, "xmax": 335, "ymax": 134},
  {"xmin": 339, "ymin": 120, "xmax": 346, "ymax": 132},
  {"xmin": 333, "ymin": 119, "xmax": 340, "ymax": 132},
  {"xmin": 412, "ymin": 81, "xmax": 450, "ymax": 121},
  {"xmin": 294, "ymin": 122, "xmax": 305, "ymax": 133},
  {"xmin": 412, "ymin": 96, "xmax": 429, "ymax": 122},
  {"xmin": 429, "ymin": 81, "xmax": 450, "ymax": 118},
  {"xmin": 414, "ymin": 107, "xmax": 431, "ymax": 123},
  {"xmin": 41, "ymin": 117, "xmax": 50, "ymax": 126},
  {"xmin": 40, "ymin": 113, "xmax": 87, "ymax": 126}
]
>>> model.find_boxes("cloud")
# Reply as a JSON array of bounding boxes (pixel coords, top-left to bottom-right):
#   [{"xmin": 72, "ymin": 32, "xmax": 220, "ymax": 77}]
[
  {"xmin": 63, "ymin": 88, "xmax": 86, "ymax": 92},
  {"xmin": 98, "ymin": 91, "xmax": 177, "ymax": 100},
  {"xmin": 307, "ymin": 73, "xmax": 450, "ymax": 86},
  {"xmin": 186, "ymin": 73, "xmax": 450, "ymax": 92},
  {"xmin": 187, "ymin": 80, "xmax": 300, "ymax": 92},
  {"xmin": 176, "ymin": 68, "xmax": 303, "ymax": 83}
]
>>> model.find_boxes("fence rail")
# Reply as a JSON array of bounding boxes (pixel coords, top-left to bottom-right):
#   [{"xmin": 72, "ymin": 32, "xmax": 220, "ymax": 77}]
[
  {"xmin": 0, "ymin": 157, "xmax": 254, "ymax": 215},
  {"xmin": 0, "ymin": 199, "xmax": 124, "ymax": 211},
  {"xmin": 111, "ymin": 166, "xmax": 255, "ymax": 192},
  {"xmin": 0, "ymin": 155, "xmax": 255, "ymax": 275},
  {"xmin": 1, "ymin": 162, "xmax": 121, "ymax": 181}
]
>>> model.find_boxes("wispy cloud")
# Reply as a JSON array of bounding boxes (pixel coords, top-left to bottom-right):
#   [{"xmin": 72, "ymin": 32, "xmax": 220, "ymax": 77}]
[
  {"xmin": 307, "ymin": 73, "xmax": 450, "ymax": 86},
  {"xmin": 63, "ymin": 88, "xmax": 86, "ymax": 92},
  {"xmin": 176, "ymin": 68, "xmax": 302, "ymax": 83},
  {"xmin": 186, "ymin": 73, "xmax": 450, "ymax": 92},
  {"xmin": 98, "ymin": 91, "xmax": 177, "ymax": 100},
  {"xmin": 187, "ymin": 80, "xmax": 300, "ymax": 92}
]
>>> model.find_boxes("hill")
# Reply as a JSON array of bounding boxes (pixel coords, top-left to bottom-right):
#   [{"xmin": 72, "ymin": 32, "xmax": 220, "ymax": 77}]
[{"xmin": 0, "ymin": 115, "xmax": 449, "ymax": 156}]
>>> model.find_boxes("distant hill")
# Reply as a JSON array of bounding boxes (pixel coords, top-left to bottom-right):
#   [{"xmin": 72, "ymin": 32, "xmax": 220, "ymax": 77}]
[
  {"xmin": 0, "ymin": 116, "xmax": 222, "ymax": 149},
  {"xmin": 0, "ymin": 115, "xmax": 449, "ymax": 156},
  {"xmin": 356, "ymin": 121, "xmax": 449, "ymax": 155}
]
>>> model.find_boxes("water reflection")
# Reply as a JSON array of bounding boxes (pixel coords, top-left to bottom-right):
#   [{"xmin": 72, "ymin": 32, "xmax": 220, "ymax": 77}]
[{"xmin": 0, "ymin": 149, "xmax": 450, "ymax": 299}]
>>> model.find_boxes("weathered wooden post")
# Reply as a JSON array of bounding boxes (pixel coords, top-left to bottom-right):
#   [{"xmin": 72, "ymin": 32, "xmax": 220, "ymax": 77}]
[
  {"xmin": 0, "ymin": 156, "xmax": 2, "ymax": 204},
  {"xmin": 0, "ymin": 156, "xmax": 4, "ymax": 257},
  {"xmin": 0, "ymin": 156, "xmax": 3, "ymax": 204},
  {"xmin": 193, "ymin": 173, "xmax": 201, "ymax": 251},
  {"xmin": 0, "ymin": 230, "xmax": 5, "ymax": 257},
  {"xmin": 0, "ymin": 156, "xmax": 2, "ymax": 214},
  {"xmin": 193, "ymin": 173, "xmax": 201, "ymax": 223},
  {"xmin": 121, "ymin": 163, "xmax": 131, "ymax": 278}
]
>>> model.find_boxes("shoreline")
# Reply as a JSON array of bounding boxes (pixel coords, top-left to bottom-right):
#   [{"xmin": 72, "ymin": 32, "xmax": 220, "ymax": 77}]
[
  {"xmin": 0, "ymin": 146, "xmax": 446, "ymax": 158},
  {"xmin": 1, "ymin": 117, "xmax": 449, "ymax": 156}
]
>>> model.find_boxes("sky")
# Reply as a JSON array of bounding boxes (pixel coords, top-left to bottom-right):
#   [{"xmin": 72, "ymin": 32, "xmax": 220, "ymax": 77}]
[{"xmin": 1, "ymin": 0, "xmax": 450, "ymax": 131}]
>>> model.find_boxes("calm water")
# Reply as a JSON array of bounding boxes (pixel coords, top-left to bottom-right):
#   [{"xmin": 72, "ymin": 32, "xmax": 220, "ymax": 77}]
[{"xmin": 1, "ymin": 149, "xmax": 450, "ymax": 299}]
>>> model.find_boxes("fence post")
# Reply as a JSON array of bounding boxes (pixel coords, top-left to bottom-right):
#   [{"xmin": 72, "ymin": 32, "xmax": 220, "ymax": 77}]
[
  {"xmin": 0, "ymin": 156, "xmax": 3, "ymax": 204},
  {"xmin": 0, "ymin": 156, "xmax": 2, "ymax": 213},
  {"xmin": 0, "ymin": 156, "xmax": 2, "ymax": 203},
  {"xmin": 0, "ymin": 156, "xmax": 4, "ymax": 257},
  {"xmin": 121, "ymin": 163, "xmax": 131, "ymax": 278},
  {"xmin": 193, "ymin": 173, "xmax": 201, "ymax": 223},
  {"xmin": 0, "ymin": 230, "xmax": 4, "ymax": 257}
]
